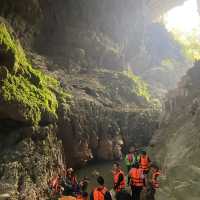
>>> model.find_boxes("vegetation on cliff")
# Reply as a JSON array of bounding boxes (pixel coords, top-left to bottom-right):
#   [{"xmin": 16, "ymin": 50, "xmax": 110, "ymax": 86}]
[
  {"xmin": 170, "ymin": 29, "xmax": 200, "ymax": 61},
  {"xmin": 123, "ymin": 68, "xmax": 151, "ymax": 102},
  {"xmin": 0, "ymin": 22, "xmax": 71, "ymax": 125}
]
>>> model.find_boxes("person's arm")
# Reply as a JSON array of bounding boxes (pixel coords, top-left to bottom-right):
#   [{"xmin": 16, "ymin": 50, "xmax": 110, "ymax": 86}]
[
  {"xmin": 114, "ymin": 173, "xmax": 124, "ymax": 189},
  {"xmin": 128, "ymin": 170, "xmax": 132, "ymax": 185},
  {"xmin": 141, "ymin": 172, "xmax": 147, "ymax": 190},
  {"xmin": 90, "ymin": 192, "xmax": 94, "ymax": 200},
  {"xmin": 124, "ymin": 155, "xmax": 129, "ymax": 165},
  {"xmin": 105, "ymin": 191, "xmax": 112, "ymax": 200}
]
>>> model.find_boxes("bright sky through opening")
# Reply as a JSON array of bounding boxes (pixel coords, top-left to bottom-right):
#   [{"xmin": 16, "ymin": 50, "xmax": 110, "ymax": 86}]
[{"xmin": 164, "ymin": 0, "xmax": 200, "ymax": 34}]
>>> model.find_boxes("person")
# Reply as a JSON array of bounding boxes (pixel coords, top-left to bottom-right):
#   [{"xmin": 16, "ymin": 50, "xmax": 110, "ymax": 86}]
[
  {"xmin": 148, "ymin": 165, "xmax": 161, "ymax": 200},
  {"xmin": 112, "ymin": 162, "xmax": 126, "ymax": 194},
  {"xmin": 124, "ymin": 147, "xmax": 134, "ymax": 172},
  {"xmin": 48, "ymin": 173, "xmax": 61, "ymax": 197},
  {"xmin": 139, "ymin": 151, "xmax": 151, "ymax": 174},
  {"xmin": 125, "ymin": 147, "xmax": 141, "ymax": 173},
  {"xmin": 129, "ymin": 163, "xmax": 146, "ymax": 200},
  {"xmin": 79, "ymin": 176, "xmax": 89, "ymax": 193},
  {"xmin": 90, "ymin": 176, "xmax": 112, "ymax": 200},
  {"xmin": 61, "ymin": 168, "xmax": 76, "ymax": 196}
]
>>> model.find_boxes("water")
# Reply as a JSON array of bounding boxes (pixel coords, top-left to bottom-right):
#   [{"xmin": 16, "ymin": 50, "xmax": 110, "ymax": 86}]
[{"xmin": 76, "ymin": 161, "xmax": 127, "ymax": 193}]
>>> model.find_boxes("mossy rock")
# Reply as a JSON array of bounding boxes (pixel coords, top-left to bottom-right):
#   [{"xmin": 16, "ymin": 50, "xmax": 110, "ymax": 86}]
[{"xmin": 0, "ymin": 20, "xmax": 71, "ymax": 125}]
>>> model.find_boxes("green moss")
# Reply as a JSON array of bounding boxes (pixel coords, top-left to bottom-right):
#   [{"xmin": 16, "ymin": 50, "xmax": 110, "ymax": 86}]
[
  {"xmin": 0, "ymin": 22, "xmax": 71, "ymax": 125},
  {"xmin": 0, "ymin": 23, "xmax": 28, "ymax": 72},
  {"xmin": 2, "ymin": 73, "xmax": 58, "ymax": 123},
  {"xmin": 123, "ymin": 68, "xmax": 151, "ymax": 102}
]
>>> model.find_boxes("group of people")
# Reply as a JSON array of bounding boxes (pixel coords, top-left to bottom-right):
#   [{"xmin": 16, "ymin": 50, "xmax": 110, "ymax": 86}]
[
  {"xmin": 48, "ymin": 167, "xmax": 89, "ymax": 200},
  {"xmin": 48, "ymin": 147, "xmax": 160, "ymax": 200},
  {"xmin": 124, "ymin": 147, "xmax": 160, "ymax": 200}
]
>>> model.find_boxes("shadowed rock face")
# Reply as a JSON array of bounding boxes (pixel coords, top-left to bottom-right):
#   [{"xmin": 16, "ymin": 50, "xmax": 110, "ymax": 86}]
[{"xmin": 149, "ymin": 61, "xmax": 200, "ymax": 200}]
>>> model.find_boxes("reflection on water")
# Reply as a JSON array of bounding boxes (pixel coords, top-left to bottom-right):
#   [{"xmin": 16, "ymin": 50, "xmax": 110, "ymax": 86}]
[{"xmin": 76, "ymin": 161, "xmax": 126, "ymax": 192}]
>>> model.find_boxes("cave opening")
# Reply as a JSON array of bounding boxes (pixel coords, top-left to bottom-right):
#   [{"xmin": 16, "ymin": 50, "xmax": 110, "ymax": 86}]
[
  {"xmin": 163, "ymin": 0, "xmax": 200, "ymax": 62},
  {"xmin": 164, "ymin": 0, "xmax": 200, "ymax": 34}
]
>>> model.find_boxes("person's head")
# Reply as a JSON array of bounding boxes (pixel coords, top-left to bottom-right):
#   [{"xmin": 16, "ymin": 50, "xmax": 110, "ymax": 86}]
[
  {"xmin": 141, "ymin": 150, "xmax": 146, "ymax": 156},
  {"xmin": 133, "ymin": 162, "xmax": 139, "ymax": 169},
  {"xmin": 66, "ymin": 168, "xmax": 73, "ymax": 176},
  {"xmin": 151, "ymin": 164, "xmax": 159, "ymax": 171},
  {"xmin": 113, "ymin": 162, "xmax": 120, "ymax": 171},
  {"xmin": 97, "ymin": 176, "xmax": 104, "ymax": 186}
]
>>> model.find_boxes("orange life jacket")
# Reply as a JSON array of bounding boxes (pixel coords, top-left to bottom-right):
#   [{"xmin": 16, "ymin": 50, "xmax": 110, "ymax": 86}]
[
  {"xmin": 140, "ymin": 155, "xmax": 150, "ymax": 171},
  {"xmin": 59, "ymin": 196, "xmax": 76, "ymax": 200},
  {"xmin": 151, "ymin": 170, "xmax": 161, "ymax": 189},
  {"xmin": 93, "ymin": 186, "xmax": 108, "ymax": 200},
  {"xmin": 129, "ymin": 168, "xmax": 144, "ymax": 187},
  {"xmin": 113, "ymin": 170, "xmax": 126, "ymax": 192}
]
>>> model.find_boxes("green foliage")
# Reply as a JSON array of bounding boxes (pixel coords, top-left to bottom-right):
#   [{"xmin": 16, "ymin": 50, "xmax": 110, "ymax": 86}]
[
  {"xmin": 0, "ymin": 23, "xmax": 28, "ymax": 72},
  {"xmin": 123, "ymin": 68, "xmax": 151, "ymax": 102},
  {"xmin": 170, "ymin": 29, "xmax": 200, "ymax": 61},
  {"xmin": 2, "ymin": 73, "xmax": 58, "ymax": 124},
  {"xmin": 0, "ymin": 22, "xmax": 71, "ymax": 125}
]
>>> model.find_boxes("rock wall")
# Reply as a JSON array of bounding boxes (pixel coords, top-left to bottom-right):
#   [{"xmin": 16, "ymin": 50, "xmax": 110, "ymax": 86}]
[
  {"xmin": 149, "ymin": 61, "xmax": 200, "ymax": 200},
  {"xmin": 0, "ymin": 20, "xmax": 68, "ymax": 198}
]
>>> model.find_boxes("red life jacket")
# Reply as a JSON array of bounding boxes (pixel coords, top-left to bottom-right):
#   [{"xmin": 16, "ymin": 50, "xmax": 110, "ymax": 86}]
[
  {"xmin": 50, "ymin": 176, "xmax": 61, "ymax": 195},
  {"xmin": 129, "ymin": 168, "xmax": 144, "ymax": 187},
  {"xmin": 113, "ymin": 170, "xmax": 126, "ymax": 192},
  {"xmin": 128, "ymin": 154, "xmax": 133, "ymax": 163},
  {"xmin": 151, "ymin": 170, "xmax": 161, "ymax": 189},
  {"xmin": 140, "ymin": 155, "xmax": 150, "ymax": 171},
  {"xmin": 93, "ymin": 186, "xmax": 108, "ymax": 200}
]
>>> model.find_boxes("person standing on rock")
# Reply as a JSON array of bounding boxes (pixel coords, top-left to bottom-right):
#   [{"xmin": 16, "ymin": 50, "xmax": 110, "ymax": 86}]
[
  {"xmin": 112, "ymin": 162, "xmax": 126, "ymax": 195},
  {"xmin": 129, "ymin": 163, "xmax": 146, "ymax": 200},
  {"xmin": 139, "ymin": 151, "xmax": 151, "ymax": 174},
  {"xmin": 90, "ymin": 176, "xmax": 112, "ymax": 200},
  {"xmin": 125, "ymin": 147, "xmax": 140, "ymax": 173}
]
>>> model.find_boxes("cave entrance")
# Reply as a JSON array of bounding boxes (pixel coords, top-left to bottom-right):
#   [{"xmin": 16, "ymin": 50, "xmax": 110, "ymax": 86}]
[
  {"xmin": 163, "ymin": 0, "xmax": 200, "ymax": 61},
  {"xmin": 164, "ymin": 0, "xmax": 200, "ymax": 34}
]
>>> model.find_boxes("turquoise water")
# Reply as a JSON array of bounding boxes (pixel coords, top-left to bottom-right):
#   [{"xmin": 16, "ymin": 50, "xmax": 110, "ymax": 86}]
[{"xmin": 76, "ymin": 161, "xmax": 127, "ymax": 193}]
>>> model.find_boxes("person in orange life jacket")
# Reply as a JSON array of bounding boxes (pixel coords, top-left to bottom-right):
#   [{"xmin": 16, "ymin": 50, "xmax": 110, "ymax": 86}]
[
  {"xmin": 139, "ymin": 151, "xmax": 151, "ymax": 174},
  {"xmin": 90, "ymin": 176, "xmax": 112, "ymax": 200},
  {"xmin": 149, "ymin": 165, "xmax": 161, "ymax": 200},
  {"xmin": 129, "ymin": 163, "xmax": 146, "ymax": 200},
  {"xmin": 112, "ymin": 162, "xmax": 126, "ymax": 193}
]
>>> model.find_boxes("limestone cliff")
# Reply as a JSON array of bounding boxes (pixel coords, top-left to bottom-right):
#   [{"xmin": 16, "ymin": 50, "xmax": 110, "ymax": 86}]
[{"xmin": 150, "ymin": 61, "xmax": 200, "ymax": 200}]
